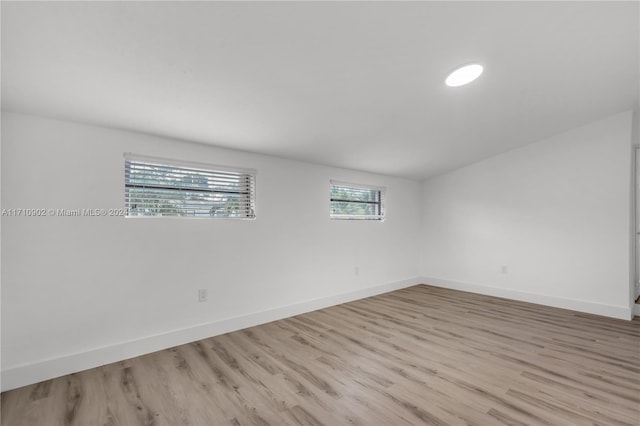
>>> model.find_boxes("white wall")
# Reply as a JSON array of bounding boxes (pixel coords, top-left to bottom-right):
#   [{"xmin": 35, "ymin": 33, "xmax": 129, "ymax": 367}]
[
  {"xmin": 2, "ymin": 109, "xmax": 636, "ymax": 391},
  {"xmin": 0, "ymin": 111, "xmax": 421, "ymax": 390},
  {"xmin": 420, "ymin": 111, "xmax": 634, "ymax": 319}
]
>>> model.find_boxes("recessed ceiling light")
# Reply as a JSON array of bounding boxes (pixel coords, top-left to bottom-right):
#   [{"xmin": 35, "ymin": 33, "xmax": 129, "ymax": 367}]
[{"xmin": 445, "ymin": 63, "xmax": 484, "ymax": 87}]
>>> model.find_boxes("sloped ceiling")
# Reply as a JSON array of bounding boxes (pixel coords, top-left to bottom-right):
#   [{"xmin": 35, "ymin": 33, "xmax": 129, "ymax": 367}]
[{"xmin": 2, "ymin": 1, "xmax": 638, "ymax": 179}]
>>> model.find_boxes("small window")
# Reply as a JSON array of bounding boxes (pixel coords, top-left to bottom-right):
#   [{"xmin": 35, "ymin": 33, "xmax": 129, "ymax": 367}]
[
  {"xmin": 125, "ymin": 154, "xmax": 255, "ymax": 218},
  {"xmin": 330, "ymin": 181, "xmax": 385, "ymax": 221}
]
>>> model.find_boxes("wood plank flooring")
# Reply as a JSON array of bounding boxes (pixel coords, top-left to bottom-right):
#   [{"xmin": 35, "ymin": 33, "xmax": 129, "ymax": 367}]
[{"xmin": 2, "ymin": 285, "xmax": 639, "ymax": 425}]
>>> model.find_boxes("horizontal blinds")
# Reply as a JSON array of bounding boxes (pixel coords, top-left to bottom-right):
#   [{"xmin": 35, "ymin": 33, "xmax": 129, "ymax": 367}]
[
  {"xmin": 329, "ymin": 180, "xmax": 385, "ymax": 193},
  {"xmin": 124, "ymin": 156, "xmax": 255, "ymax": 218},
  {"xmin": 330, "ymin": 182, "xmax": 385, "ymax": 220}
]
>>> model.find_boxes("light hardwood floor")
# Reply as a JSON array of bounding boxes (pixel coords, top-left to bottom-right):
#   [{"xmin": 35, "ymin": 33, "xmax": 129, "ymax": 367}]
[{"xmin": 2, "ymin": 285, "xmax": 639, "ymax": 426}]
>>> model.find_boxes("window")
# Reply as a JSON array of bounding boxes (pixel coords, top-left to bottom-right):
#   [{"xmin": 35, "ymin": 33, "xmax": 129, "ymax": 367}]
[
  {"xmin": 330, "ymin": 181, "xmax": 385, "ymax": 220},
  {"xmin": 124, "ymin": 154, "xmax": 255, "ymax": 218}
]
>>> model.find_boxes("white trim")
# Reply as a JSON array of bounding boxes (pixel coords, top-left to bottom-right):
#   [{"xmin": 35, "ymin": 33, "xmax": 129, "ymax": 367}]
[
  {"xmin": 1, "ymin": 277, "xmax": 422, "ymax": 392},
  {"xmin": 422, "ymin": 276, "xmax": 633, "ymax": 320},
  {"xmin": 634, "ymin": 303, "xmax": 640, "ymax": 317},
  {"xmin": 632, "ymin": 145, "xmax": 640, "ymax": 302},
  {"xmin": 123, "ymin": 152, "xmax": 257, "ymax": 176}
]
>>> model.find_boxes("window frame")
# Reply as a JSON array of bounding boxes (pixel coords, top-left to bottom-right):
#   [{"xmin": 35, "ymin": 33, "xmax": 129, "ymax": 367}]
[
  {"xmin": 124, "ymin": 153, "xmax": 256, "ymax": 219},
  {"xmin": 329, "ymin": 180, "xmax": 386, "ymax": 221}
]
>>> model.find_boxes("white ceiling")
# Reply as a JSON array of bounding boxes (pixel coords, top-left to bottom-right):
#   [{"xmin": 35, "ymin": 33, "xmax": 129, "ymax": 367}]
[{"xmin": 2, "ymin": 1, "xmax": 638, "ymax": 180}]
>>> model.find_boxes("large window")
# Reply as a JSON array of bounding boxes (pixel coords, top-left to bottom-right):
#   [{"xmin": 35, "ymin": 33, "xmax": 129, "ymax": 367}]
[
  {"xmin": 330, "ymin": 181, "xmax": 385, "ymax": 221},
  {"xmin": 124, "ymin": 154, "xmax": 255, "ymax": 218}
]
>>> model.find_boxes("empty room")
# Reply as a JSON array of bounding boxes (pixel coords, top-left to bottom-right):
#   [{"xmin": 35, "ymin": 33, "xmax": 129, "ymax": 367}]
[{"xmin": 1, "ymin": 1, "xmax": 639, "ymax": 425}]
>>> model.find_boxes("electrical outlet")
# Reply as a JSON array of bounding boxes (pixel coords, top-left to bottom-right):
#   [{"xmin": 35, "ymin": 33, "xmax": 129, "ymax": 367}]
[
  {"xmin": 501, "ymin": 265, "xmax": 508, "ymax": 274},
  {"xmin": 198, "ymin": 289, "xmax": 208, "ymax": 302}
]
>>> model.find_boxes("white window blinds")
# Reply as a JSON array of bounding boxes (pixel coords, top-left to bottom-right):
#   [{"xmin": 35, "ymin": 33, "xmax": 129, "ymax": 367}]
[
  {"xmin": 330, "ymin": 181, "xmax": 385, "ymax": 221},
  {"xmin": 124, "ymin": 154, "xmax": 256, "ymax": 219}
]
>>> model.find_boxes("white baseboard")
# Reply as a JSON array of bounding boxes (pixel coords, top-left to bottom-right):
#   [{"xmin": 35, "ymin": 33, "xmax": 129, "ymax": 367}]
[
  {"xmin": 634, "ymin": 303, "xmax": 640, "ymax": 317},
  {"xmin": 1, "ymin": 277, "xmax": 422, "ymax": 392},
  {"xmin": 422, "ymin": 276, "xmax": 632, "ymax": 321}
]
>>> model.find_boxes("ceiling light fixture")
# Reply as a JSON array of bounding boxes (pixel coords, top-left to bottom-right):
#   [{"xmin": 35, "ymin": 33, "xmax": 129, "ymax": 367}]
[{"xmin": 445, "ymin": 63, "xmax": 483, "ymax": 87}]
